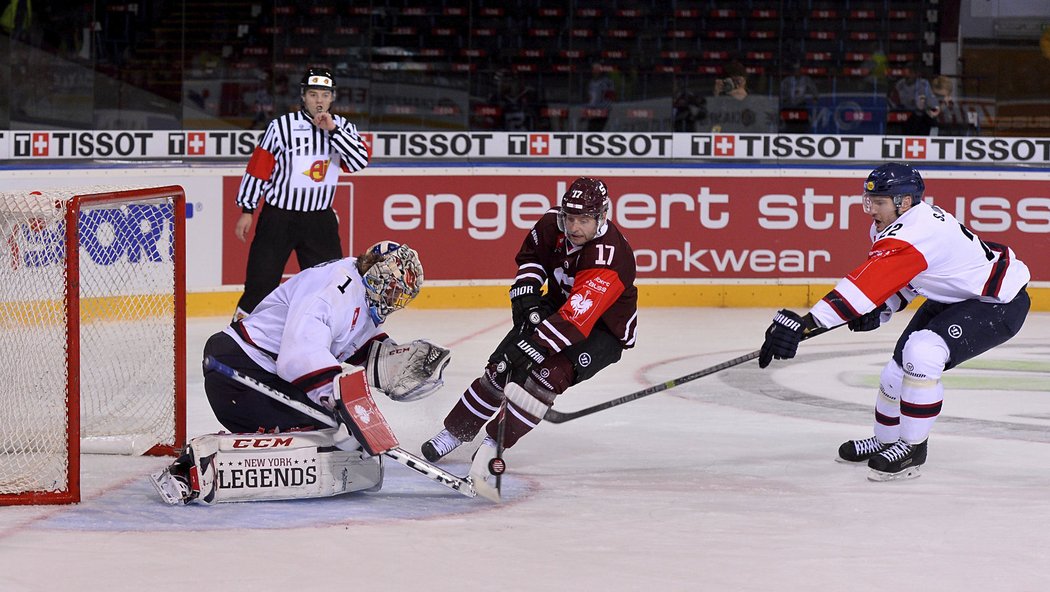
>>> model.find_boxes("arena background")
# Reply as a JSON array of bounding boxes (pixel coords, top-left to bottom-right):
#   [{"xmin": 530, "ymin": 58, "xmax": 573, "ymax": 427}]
[{"xmin": 2, "ymin": 0, "xmax": 1048, "ymax": 313}]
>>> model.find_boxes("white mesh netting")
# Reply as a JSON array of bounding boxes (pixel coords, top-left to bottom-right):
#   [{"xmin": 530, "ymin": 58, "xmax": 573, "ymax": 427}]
[{"xmin": 0, "ymin": 186, "xmax": 182, "ymax": 500}]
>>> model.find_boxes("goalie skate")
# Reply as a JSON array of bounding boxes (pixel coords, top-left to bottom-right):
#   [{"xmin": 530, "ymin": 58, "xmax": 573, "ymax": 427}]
[{"xmin": 149, "ymin": 467, "xmax": 192, "ymax": 505}]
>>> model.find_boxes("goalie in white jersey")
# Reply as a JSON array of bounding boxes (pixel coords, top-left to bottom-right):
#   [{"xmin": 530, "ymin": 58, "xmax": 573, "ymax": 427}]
[
  {"xmin": 758, "ymin": 163, "xmax": 1031, "ymax": 481},
  {"xmin": 151, "ymin": 241, "xmax": 453, "ymax": 504}
]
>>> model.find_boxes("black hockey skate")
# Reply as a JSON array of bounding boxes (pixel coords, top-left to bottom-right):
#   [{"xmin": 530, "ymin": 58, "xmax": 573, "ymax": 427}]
[
  {"xmin": 867, "ymin": 439, "xmax": 928, "ymax": 481},
  {"xmin": 837, "ymin": 436, "xmax": 893, "ymax": 463},
  {"xmin": 421, "ymin": 428, "xmax": 464, "ymax": 462}
]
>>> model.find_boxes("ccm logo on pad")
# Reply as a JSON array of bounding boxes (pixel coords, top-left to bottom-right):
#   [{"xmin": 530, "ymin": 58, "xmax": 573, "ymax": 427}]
[{"xmin": 232, "ymin": 437, "xmax": 294, "ymax": 448}]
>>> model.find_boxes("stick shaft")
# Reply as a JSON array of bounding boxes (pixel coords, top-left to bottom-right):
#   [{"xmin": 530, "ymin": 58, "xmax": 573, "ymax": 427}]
[{"xmin": 544, "ymin": 325, "xmax": 832, "ymax": 423}]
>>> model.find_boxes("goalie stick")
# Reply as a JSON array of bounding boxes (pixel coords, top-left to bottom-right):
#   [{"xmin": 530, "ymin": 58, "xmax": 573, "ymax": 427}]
[
  {"xmin": 507, "ymin": 326, "xmax": 832, "ymax": 424},
  {"xmin": 202, "ymin": 356, "xmax": 479, "ymax": 499}
]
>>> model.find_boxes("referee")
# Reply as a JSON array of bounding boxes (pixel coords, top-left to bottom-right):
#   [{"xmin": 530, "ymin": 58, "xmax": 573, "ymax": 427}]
[{"xmin": 232, "ymin": 67, "xmax": 370, "ymax": 320}]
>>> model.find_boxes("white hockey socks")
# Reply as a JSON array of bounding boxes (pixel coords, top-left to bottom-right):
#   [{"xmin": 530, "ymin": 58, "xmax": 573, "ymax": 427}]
[
  {"xmin": 873, "ymin": 360, "xmax": 904, "ymax": 444},
  {"xmin": 898, "ymin": 330, "xmax": 949, "ymax": 444}
]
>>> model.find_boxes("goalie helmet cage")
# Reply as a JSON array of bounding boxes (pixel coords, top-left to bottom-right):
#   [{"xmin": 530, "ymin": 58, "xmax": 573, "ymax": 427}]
[{"xmin": 0, "ymin": 186, "xmax": 187, "ymax": 505}]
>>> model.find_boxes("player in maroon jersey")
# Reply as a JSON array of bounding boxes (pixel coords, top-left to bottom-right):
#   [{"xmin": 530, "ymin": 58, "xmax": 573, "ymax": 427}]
[{"xmin": 422, "ymin": 177, "xmax": 639, "ymax": 464}]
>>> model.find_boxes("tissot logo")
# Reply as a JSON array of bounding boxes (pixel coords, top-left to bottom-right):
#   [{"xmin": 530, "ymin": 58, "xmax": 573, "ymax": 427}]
[
  {"xmin": 508, "ymin": 133, "xmax": 553, "ymax": 156},
  {"xmin": 690, "ymin": 135, "xmax": 712, "ymax": 156},
  {"xmin": 167, "ymin": 133, "xmax": 185, "ymax": 155},
  {"xmin": 881, "ymin": 137, "xmax": 929, "ymax": 160},
  {"xmin": 27, "ymin": 133, "xmax": 48, "ymax": 157},
  {"xmin": 881, "ymin": 138, "xmax": 904, "ymax": 159},
  {"xmin": 169, "ymin": 132, "xmax": 208, "ymax": 155},
  {"xmin": 13, "ymin": 133, "xmax": 32, "ymax": 157},
  {"xmin": 713, "ymin": 134, "xmax": 735, "ymax": 156},
  {"xmin": 188, "ymin": 132, "xmax": 206, "ymax": 155},
  {"xmin": 903, "ymin": 138, "xmax": 927, "ymax": 159},
  {"xmin": 529, "ymin": 133, "xmax": 550, "ymax": 155},
  {"xmin": 508, "ymin": 134, "xmax": 529, "ymax": 156}
]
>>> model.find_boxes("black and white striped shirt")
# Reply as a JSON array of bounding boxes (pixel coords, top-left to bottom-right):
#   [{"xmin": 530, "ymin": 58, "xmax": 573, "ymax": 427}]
[{"xmin": 236, "ymin": 109, "xmax": 369, "ymax": 212}]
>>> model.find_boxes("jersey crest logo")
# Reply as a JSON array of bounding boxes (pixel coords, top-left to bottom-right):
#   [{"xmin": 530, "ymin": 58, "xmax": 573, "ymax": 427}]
[
  {"xmin": 570, "ymin": 292, "xmax": 594, "ymax": 317},
  {"xmin": 303, "ymin": 158, "xmax": 332, "ymax": 182}
]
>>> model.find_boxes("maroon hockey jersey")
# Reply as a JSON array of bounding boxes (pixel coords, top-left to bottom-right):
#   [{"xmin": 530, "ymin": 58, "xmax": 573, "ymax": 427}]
[{"xmin": 514, "ymin": 209, "xmax": 638, "ymax": 353}]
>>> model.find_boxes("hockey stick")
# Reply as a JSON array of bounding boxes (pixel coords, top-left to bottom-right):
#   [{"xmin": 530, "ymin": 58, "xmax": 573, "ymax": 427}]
[
  {"xmin": 202, "ymin": 355, "xmax": 479, "ymax": 499},
  {"xmin": 513, "ymin": 325, "xmax": 833, "ymax": 424}
]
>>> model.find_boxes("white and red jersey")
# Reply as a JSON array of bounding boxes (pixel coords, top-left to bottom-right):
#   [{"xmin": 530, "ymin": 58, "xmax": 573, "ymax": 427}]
[
  {"xmin": 236, "ymin": 109, "xmax": 369, "ymax": 212},
  {"xmin": 223, "ymin": 257, "xmax": 384, "ymax": 404},
  {"xmin": 514, "ymin": 210, "xmax": 638, "ymax": 353},
  {"xmin": 810, "ymin": 200, "xmax": 1031, "ymax": 328}
]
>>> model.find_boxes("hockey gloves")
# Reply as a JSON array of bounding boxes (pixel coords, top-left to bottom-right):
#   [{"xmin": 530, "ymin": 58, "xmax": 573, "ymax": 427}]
[
  {"xmin": 510, "ymin": 283, "xmax": 543, "ymax": 334},
  {"xmin": 502, "ymin": 335, "xmax": 547, "ymax": 385},
  {"xmin": 847, "ymin": 304, "xmax": 889, "ymax": 332},
  {"xmin": 758, "ymin": 309, "xmax": 806, "ymax": 369}
]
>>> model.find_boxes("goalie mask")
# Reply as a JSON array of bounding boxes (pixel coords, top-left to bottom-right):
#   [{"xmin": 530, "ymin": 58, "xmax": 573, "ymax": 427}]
[
  {"xmin": 362, "ymin": 241, "xmax": 423, "ymax": 324},
  {"xmin": 557, "ymin": 177, "xmax": 610, "ymax": 243},
  {"xmin": 862, "ymin": 163, "xmax": 924, "ymax": 214}
]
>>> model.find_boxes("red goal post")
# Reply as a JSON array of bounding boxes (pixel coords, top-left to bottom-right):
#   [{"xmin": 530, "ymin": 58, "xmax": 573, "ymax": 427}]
[{"xmin": 0, "ymin": 186, "xmax": 186, "ymax": 505}]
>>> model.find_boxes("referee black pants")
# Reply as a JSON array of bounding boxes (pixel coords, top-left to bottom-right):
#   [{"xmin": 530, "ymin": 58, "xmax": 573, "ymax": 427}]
[{"xmin": 237, "ymin": 204, "xmax": 343, "ymax": 313}]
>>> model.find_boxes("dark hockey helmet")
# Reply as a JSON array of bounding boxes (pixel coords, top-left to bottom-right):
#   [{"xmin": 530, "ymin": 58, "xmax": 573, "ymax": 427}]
[
  {"xmin": 863, "ymin": 163, "xmax": 924, "ymax": 210},
  {"xmin": 300, "ymin": 67, "xmax": 336, "ymax": 93},
  {"xmin": 557, "ymin": 177, "xmax": 610, "ymax": 236},
  {"xmin": 362, "ymin": 241, "xmax": 423, "ymax": 324}
]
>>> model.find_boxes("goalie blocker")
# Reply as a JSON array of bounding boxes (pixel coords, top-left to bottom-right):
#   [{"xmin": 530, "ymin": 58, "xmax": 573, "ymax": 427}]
[{"xmin": 151, "ymin": 369, "xmax": 399, "ymax": 505}]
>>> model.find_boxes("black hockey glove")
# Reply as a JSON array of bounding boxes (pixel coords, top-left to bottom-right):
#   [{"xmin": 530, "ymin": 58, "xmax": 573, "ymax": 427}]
[
  {"xmin": 501, "ymin": 334, "xmax": 547, "ymax": 385},
  {"xmin": 847, "ymin": 304, "xmax": 887, "ymax": 332},
  {"xmin": 758, "ymin": 309, "xmax": 807, "ymax": 369},
  {"xmin": 510, "ymin": 283, "xmax": 543, "ymax": 334}
]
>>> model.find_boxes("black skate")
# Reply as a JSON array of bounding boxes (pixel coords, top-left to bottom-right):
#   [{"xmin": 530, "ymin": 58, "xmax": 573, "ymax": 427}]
[
  {"xmin": 837, "ymin": 436, "xmax": 893, "ymax": 463},
  {"xmin": 421, "ymin": 428, "xmax": 464, "ymax": 462},
  {"xmin": 867, "ymin": 439, "xmax": 928, "ymax": 481}
]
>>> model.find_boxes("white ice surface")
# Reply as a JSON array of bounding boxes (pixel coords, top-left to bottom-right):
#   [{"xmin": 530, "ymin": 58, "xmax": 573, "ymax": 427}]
[{"xmin": 1, "ymin": 308, "xmax": 1048, "ymax": 592}]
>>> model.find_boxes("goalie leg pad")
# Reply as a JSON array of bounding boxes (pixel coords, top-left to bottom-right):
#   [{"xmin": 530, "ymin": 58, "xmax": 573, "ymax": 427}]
[
  {"xmin": 161, "ymin": 429, "xmax": 383, "ymax": 504},
  {"xmin": 367, "ymin": 339, "xmax": 452, "ymax": 402}
]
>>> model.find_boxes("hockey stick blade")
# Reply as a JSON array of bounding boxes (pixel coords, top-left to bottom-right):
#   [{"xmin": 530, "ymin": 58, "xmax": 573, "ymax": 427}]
[
  {"xmin": 202, "ymin": 356, "xmax": 478, "ymax": 499},
  {"xmin": 536, "ymin": 325, "xmax": 833, "ymax": 424}
]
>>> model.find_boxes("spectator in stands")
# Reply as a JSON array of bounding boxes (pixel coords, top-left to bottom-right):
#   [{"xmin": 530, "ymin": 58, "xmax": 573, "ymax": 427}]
[
  {"xmin": 582, "ymin": 62, "xmax": 616, "ymax": 131},
  {"xmin": 779, "ymin": 61, "xmax": 819, "ymax": 133},
  {"xmin": 249, "ymin": 70, "xmax": 276, "ymax": 130},
  {"xmin": 780, "ymin": 61, "xmax": 819, "ymax": 108},
  {"xmin": 672, "ymin": 85, "xmax": 706, "ymax": 132},
  {"xmin": 489, "ymin": 69, "xmax": 541, "ymax": 131},
  {"xmin": 713, "ymin": 60, "xmax": 749, "ymax": 101},
  {"xmin": 929, "ymin": 75, "xmax": 957, "ymax": 135},
  {"xmin": 888, "ymin": 66, "xmax": 940, "ymax": 135}
]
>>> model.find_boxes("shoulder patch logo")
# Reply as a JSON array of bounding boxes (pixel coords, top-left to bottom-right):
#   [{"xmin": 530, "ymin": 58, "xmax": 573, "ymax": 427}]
[{"xmin": 570, "ymin": 291, "xmax": 594, "ymax": 317}]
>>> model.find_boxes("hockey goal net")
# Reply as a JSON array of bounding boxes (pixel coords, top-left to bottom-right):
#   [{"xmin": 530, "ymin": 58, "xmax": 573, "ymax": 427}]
[{"xmin": 0, "ymin": 186, "xmax": 186, "ymax": 505}]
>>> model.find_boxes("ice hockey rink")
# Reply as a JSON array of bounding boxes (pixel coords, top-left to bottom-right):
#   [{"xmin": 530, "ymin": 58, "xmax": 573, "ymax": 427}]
[{"xmin": 1, "ymin": 306, "xmax": 1048, "ymax": 592}]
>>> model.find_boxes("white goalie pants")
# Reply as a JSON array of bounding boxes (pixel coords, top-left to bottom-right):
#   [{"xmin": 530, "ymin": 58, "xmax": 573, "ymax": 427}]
[{"xmin": 189, "ymin": 428, "xmax": 383, "ymax": 503}]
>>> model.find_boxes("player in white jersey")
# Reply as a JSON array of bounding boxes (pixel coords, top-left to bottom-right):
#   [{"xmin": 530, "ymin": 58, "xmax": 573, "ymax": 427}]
[
  {"xmin": 151, "ymin": 241, "xmax": 453, "ymax": 505},
  {"xmin": 758, "ymin": 163, "xmax": 1031, "ymax": 481}
]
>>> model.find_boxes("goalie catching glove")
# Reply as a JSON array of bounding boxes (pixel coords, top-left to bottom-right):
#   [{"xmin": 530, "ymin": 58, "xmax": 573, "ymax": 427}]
[{"xmin": 365, "ymin": 338, "xmax": 451, "ymax": 402}]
